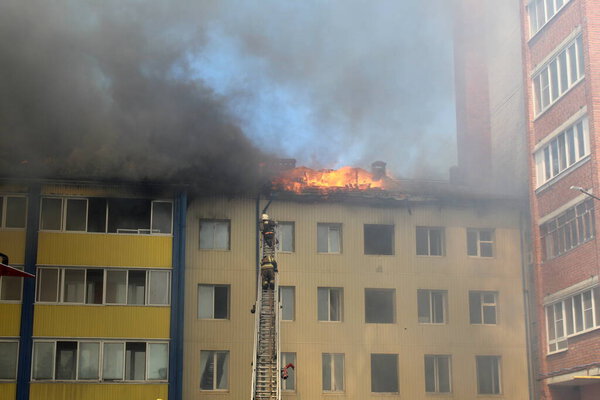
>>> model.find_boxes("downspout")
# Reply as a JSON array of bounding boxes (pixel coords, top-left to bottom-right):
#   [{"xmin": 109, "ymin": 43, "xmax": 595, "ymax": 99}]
[
  {"xmin": 16, "ymin": 184, "xmax": 41, "ymax": 400},
  {"xmin": 519, "ymin": 208, "xmax": 536, "ymax": 400},
  {"xmin": 169, "ymin": 191, "xmax": 187, "ymax": 400}
]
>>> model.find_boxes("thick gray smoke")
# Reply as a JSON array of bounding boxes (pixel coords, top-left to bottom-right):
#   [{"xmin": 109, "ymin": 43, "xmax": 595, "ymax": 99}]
[{"xmin": 0, "ymin": 0, "xmax": 456, "ymax": 186}]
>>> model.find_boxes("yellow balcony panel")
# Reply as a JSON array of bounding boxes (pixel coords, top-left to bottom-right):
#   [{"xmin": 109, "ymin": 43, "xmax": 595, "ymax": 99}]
[
  {"xmin": 0, "ymin": 231, "xmax": 26, "ymax": 264},
  {"xmin": 0, "ymin": 304, "xmax": 21, "ymax": 336},
  {"xmin": 0, "ymin": 383, "xmax": 16, "ymax": 400},
  {"xmin": 37, "ymin": 232, "xmax": 172, "ymax": 268},
  {"xmin": 30, "ymin": 383, "xmax": 168, "ymax": 400},
  {"xmin": 34, "ymin": 305, "xmax": 170, "ymax": 338}
]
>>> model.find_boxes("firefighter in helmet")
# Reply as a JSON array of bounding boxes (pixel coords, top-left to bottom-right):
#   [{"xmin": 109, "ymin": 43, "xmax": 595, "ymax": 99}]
[{"xmin": 260, "ymin": 255, "xmax": 277, "ymax": 289}]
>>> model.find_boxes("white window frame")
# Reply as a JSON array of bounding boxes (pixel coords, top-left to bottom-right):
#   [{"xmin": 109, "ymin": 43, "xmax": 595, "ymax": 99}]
[
  {"xmin": 416, "ymin": 226, "xmax": 444, "ymax": 256},
  {"xmin": 476, "ymin": 356, "xmax": 502, "ymax": 395},
  {"xmin": 545, "ymin": 287, "xmax": 600, "ymax": 354},
  {"xmin": 533, "ymin": 34, "xmax": 584, "ymax": 116},
  {"xmin": 280, "ymin": 352, "xmax": 296, "ymax": 391},
  {"xmin": 469, "ymin": 291, "xmax": 498, "ymax": 325},
  {"xmin": 317, "ymin": 287, "xmax": 343, "ymax": 322},
  {"xmin": 198, "ymin": 284, "xmax": 230, "ymax": 320},
  {"xmin": 0, "ymin": 340, "xmax": 19, "ymax": 381},
  {"xmin": 150, "ymin": 200, "xmax": 173, "ymax": 235},
  {"xmin": 40, "ymin": 197, "xmax": 89, "ymax": 232},
  {"xmin": 279, "ymin": 286, "xmax": 295, "ymax": 321},
  {"xmin": 528, "ymin": 0, "xmax": 571, "ymax": 38},
  {"xmin": 467, "ymin": 229, "xmax": 494, "ymax": 258},
  {"xmin": 200, "ymin": 350, "xmax": 229, "ymax": 391},
  {"xmin": 418, "ymin": 289, "xmax": 447, "ymax": 324},
  {"xmin": 199, "ymin": 219, "xmax": 231, "ymax": 250},
  {"xmin": 322, "ymin": 353, "xmax": 344, "ymax": 392},
  {"xmin": 277, "ymin": 221, "xmax": 295, "ymax": 253},
  {"xmin": 0, "ymin": 195, "xmax": 27, "ymax": 230},
  {"xmin": 77, "ymin": 341, "xmax": 101, "ymax": 380},
  {"xmin": 424, "ymin": 354, "xmax": 452, "ymax": 394},
  {"xmin": 317, "ymin": 223, "xmax": 342, "ymax": 254},
  {"xmin": 0, "ymin": 265, "xmax": 24, "ymax": 302},
  {"xmin": 535, "ymin": 117, "xmax": 590, "ymax": 187}
]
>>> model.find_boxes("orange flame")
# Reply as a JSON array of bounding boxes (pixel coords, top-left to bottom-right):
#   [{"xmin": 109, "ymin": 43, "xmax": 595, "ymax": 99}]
[{"xmin": 272, "ymin": 166, "xmax": 389, "ymax": 194}]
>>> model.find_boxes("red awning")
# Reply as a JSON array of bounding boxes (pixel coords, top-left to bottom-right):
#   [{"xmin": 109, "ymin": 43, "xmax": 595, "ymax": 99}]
[{"xmin": 0, "ymin": 263, "xmax": 35, "ymax": 278}]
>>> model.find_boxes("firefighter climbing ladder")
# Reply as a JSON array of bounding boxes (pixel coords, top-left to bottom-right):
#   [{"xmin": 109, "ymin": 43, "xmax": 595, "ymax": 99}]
[{"xmin": 251, "ymin": 214, "xmax": 281, "ymax": 400}]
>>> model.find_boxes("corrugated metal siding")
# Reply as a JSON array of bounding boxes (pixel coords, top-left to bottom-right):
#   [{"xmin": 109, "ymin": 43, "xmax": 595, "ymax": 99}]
[
  {"xmin": 37, "ymin": 233, "xmax": 172, "ymax": 267},
  {"xmin": 29, "ymin": 383, "xmax": 168, "ymax": 400},
  {"xmin": 0, "ymin": 304, "xmax": 21, "ymax": 336},
  {"xmin": 183, "ymin": 196, "xmax": 529, "ymax": 399},
  {"xmin": 33, "ymin": 305, "xmax": 170, "ymax": 338},
  {"xmin": 0, "ymin": 231, "xmax": 26, "ymax": 264},
  {"xmin": 0, "ymin": 383, "xmax": 16, "ymax": 400},
  {"xmin": 41, "ymin": 184, "xmax": 171, "ymax": 198}
]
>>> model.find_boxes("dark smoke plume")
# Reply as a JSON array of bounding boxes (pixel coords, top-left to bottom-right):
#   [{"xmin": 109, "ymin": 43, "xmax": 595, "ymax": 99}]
[{"xmin": 0, "ymin": 0, "xmax": 266, "ymax": 192}]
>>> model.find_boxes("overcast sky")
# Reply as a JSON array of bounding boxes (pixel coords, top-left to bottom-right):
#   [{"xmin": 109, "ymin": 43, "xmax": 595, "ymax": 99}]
[{"xmin": 0, "ymin": 0, "xmax": 456, "ymax": 182}]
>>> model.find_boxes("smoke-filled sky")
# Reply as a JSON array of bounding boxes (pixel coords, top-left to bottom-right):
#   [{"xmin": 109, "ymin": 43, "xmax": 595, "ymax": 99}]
[{"xmin": 0, "ymin": 0, "xmax": 456, "ymax": 185}]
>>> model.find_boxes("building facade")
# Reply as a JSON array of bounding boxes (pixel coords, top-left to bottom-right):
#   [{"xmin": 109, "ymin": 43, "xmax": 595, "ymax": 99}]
[
  {"xmin": 183, "ymin": 188, "xmax": 530, "ymax": 399},
  {"xmin": 521, "ymin": 0, "xmax": 600, "ymax": 398},
  {"xmin": 0, "ymin": 180, "xmax": 186, "ymax": 400}
]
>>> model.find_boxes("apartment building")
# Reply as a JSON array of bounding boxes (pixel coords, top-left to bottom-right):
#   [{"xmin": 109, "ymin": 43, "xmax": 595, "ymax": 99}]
[
  {"xmin": 0, "ymin": 180, "xmax": 186, "ymax": 400},
  {"xmin": 183, "ymin": 183, "xmax": 530, "ymax": 399},
  {"xmin": 522, "ymin": 0, "xmax": 600, "ymax": 399}
]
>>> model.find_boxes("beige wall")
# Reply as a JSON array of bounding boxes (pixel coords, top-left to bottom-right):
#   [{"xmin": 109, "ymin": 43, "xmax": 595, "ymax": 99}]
[{"xmin": 183, "ymin": 195, "xmax": 529, "ymax": 399}]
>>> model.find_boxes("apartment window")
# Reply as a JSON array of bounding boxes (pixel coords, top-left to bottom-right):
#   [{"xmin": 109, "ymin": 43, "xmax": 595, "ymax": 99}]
[
  {"xmin": 541, "ymin": 198, "xmax": 595, "ymax": 260},
  {"xmin": 200, "ymin": 350, "xmax": 229, "ymax": 390},
  {"xmin": 425, "ymin": 355, "xmax": 451, "ymax": 393},
  {"xmin": 469, "ymin": 291, "xmax": 498, "ymax": 325},
  {"xmin": 281, "ymin": 352, "xmax": 296, "ymax": 391},
  {"xmin": 528, "ymin": 0, "xmax": 571, "ymax": 36},
  {"xmin": 371, "ymin": 354, "xmax": 398, "ymax": 393},
  {"xmin": 40, "ymin": 197, "xmax": 172, "ymax": 234},
  {"xmin": 533, "ymin": 35, "xmax": 584, "ymax": 115},
  {"xmin": 546, "ymin": 287, "xmax": 600, "ymax": 353},
  {"xmin": 365, "ymin": 288, "xmax": 395, "ymax": 323},
  {"xmin": 317, "ymin": 223, "xmax": 341, "ymax": 253},
  {"xmin": 278, "ymin": 222, "xmax": 295, "ymax": 252},
  {"xmin": 0, "ymin": 195, "xmax": 27, "ymax": 229},
  {"xmin": 322, "ymin": 353, "xmax": 344, "ymax": 392},
  {"xmin": 200, "ymin": 219, "xmax": 230, "ymax": 250},
  {"xmin": 198, "ymin": 284, "xmax": 229, "ymax": 319},
  {"xmin": 0, "ymin": 341, "xmax": 18, "ymax": 380},
  {"xmin": 416, "ymin": 227, "xmax": 444, "ymax": 256},
  {"xmin": 476, "ymin": 356, "xmax": 501, "ymax": 395},
  {"xmin": 36, "ymin": 267, "xmax": 170, "ymax": 306},
  {"xmin": 0, "ymin": 268, "xmax": 23, "ymax": 301},
  {"xmin": 467, "ymin": 229, "xmax": 494, "ymax": 257},
  {"xmin": 318, "ymin": 287, "xmax": 343, "ymax": 322},
  {"xmin": 364, "ymin": 224, "xmax": 394, "ymax": 255},
  {"xmin": 33, "ymin": 340, "xmax": 167, "ymax": 381},
  {"xmin": 280, "ymin": 286, "xmax": 295, "ymax": 321},
  {"xmin": 418, "ymin": 290, "xmax": 447, "ymax": 324},
  {"xmin": 535, "ymin": 118, "xmax": 590, "ymax": 186}
]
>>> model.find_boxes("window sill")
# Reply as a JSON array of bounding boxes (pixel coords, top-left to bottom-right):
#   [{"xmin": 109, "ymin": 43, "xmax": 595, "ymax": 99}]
[
  {"xmin": 547, "ymin": 347, "xmax": 568, "ymax": 356},
  {"xmin": 417, "ymin": 254, "xmax": 445, "ymax": 258},
  {"xmin": 548, "ymin": 325, "xmax": 600, "ymax": 355},
  {"xmin": 534, "ymin": 156, "xmax": 590, "ymax": 194},
  {"xmin": 39, "ymin": 230, "xmax": 173, "ymax": 237}
]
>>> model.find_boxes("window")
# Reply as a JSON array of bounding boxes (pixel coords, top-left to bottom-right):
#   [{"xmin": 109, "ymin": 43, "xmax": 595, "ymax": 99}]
[
  {"xmin": 541, "ymin": 198, "xmax": 595, "ymax": 260},
  {"xmin": 318, "ymin": 287, "xmax": 343, "ymax": 322},
  {"xmin": 200, "ymin": 350, "xmax": 229, "ymax": 390},
  {"xmin": 281, "ymin": 352, "xmax": 296, "ymax": 391},
  {"xmin": 535, "ymin": 118, "xmax": 590, "ymax": 186},
  {"xmin": 0, "ymin": 341, "xmax": 18, "ymax": 380},
  {"xmin": 39, "ymin": 197, "xmax": 172, "ymax": 234},
  {"xmin": 32, "ymin": 340, "xmax": 167, "ymax": 381},
  {"xmin": 322, "ymin": 353, "xmax": 344, "ymax": 392},
  {"xmin": 280, "ymin": 286, "xmax": 295, "ymax": 321},
  {"xmin": 0, "ymin": 195, "xmax": 27, "ymax": 229},
  {"xmin": 0, "ymin": 267, "xmax": 23, "ymax": 301},
  {"xmin": 278, "ymin": 222, "xmax": 295, "ymax": 252},
  {"xmin": 533, "ymin": 35, "xmax": 584, "ymax": 115},
  {"xmin": 425, "ymin": 355, "xmax": 451, "ymax": 393},
  {"xmin": 546, "ymin": 287, "xmax": 600, "ymax": 353},
  {"xmin": 317, "ymin": 223, "xmax": 341, "ymax": 253},
  {"xmin": 200, "ymin": 220, "xmax": 230, "ymax": 250},
  {"xmin": 371, "ymin": 354, "xmax": 398, "ymax": 393},
  {"xmin": 467, "ymin": 229, "xmax": 494, "ymax": 257},
  {"xmin": 476, "ymin": 356, "xmax": 501, "ymax": 395},
  {"xmin": 36, "ymin": 267, "xmax": 170, "ymax": 306},
  {"xmin": 469, "ymin": 291, "xmax": 498, "ymax": 325},
  {"xmin": 416, "ymin": 227, "xmax": 444, "ymax": 256},
  {"xmin": 365, "ymin": 288, "xmax": 395, "ymax": 323},
  {"xmin": 364, "ymin": 224, "xmax": 394, "ymax": 255},
  {"xmin": 418, "ymin": 290, "xmax": 447, "ymax": 324},
  {"xmin": 198, "ymin": 284, "xmax": 229, "ymax": 319},
  {"xmin": 528, "ymin": 0, "xmax": 571, "ymax": 36}
]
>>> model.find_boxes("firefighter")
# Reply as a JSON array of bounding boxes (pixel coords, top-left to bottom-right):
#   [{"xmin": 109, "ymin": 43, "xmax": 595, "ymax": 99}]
[
  {"xmin": 260, "ymin": 213, "xmax": 277, "ymax": 248},
  {"xmin": 281, "ymin": 363, "xmax": 295, "ymax": 380},
  {"xmin": 260, "ymin": 255, "xmax": 276, "ymax": 289}
]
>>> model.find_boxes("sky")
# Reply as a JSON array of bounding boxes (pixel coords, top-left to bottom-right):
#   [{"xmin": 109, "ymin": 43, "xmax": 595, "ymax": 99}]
[{"xmin": 0, "ymin": 0, "xmax": 457, "ymax": 185}]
